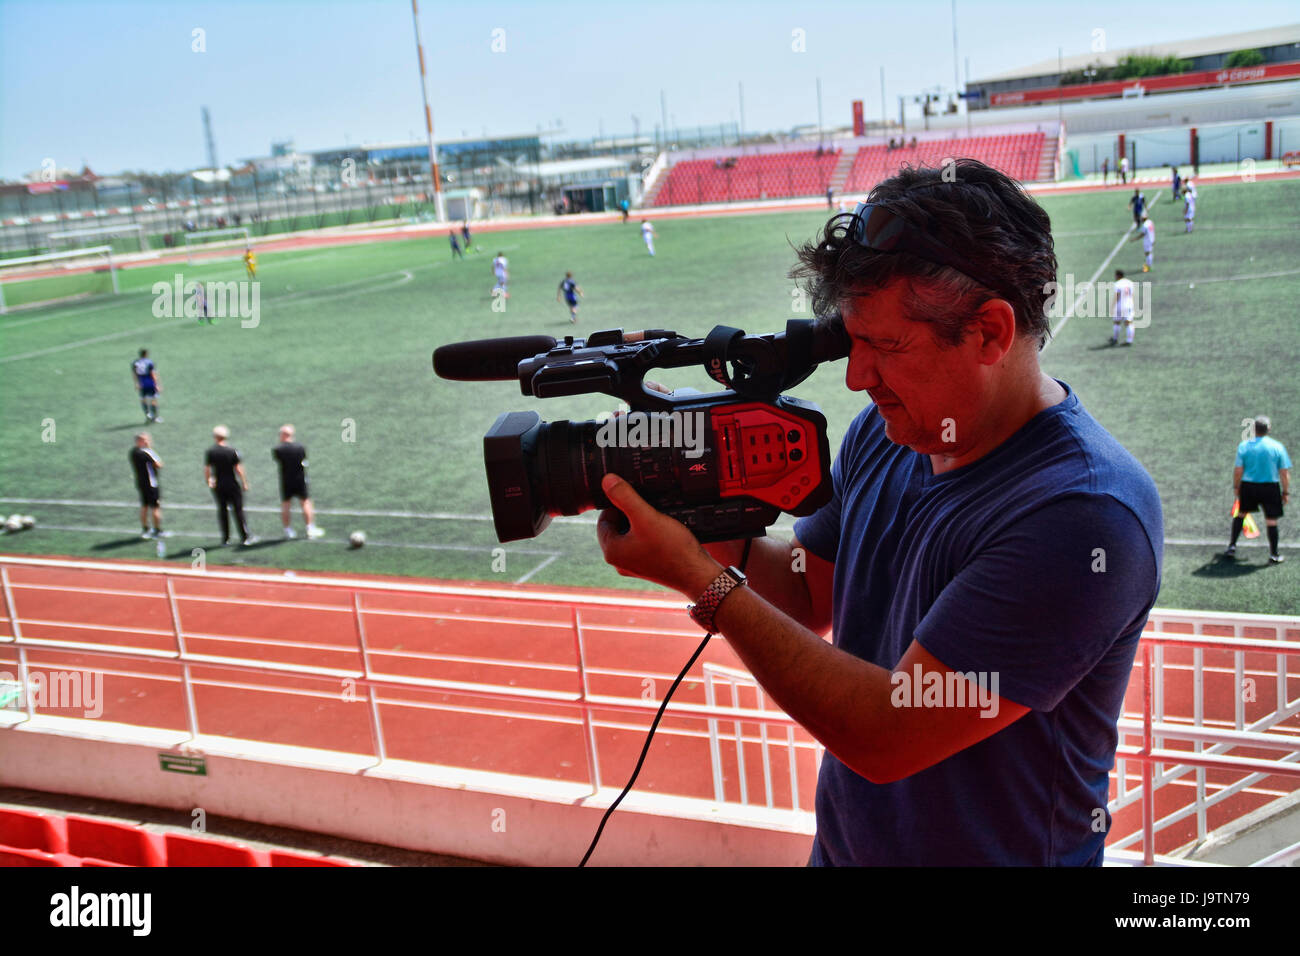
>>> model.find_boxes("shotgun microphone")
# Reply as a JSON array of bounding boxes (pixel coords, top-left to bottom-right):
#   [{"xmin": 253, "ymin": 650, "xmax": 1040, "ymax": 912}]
[{"xmin": 432, "ymin": 335, "xmax": 559, "ymax": 381}]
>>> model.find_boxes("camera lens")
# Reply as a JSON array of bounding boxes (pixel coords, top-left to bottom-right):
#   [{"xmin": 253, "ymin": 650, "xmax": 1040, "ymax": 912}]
[{"xmin": 535, "ymin": 419, "xmax": 605, "ymax": 516}]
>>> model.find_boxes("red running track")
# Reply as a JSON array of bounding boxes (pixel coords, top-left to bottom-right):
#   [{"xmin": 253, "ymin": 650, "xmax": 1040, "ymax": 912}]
[{"xmin": 2, "ymin": 557, "xmax": 1297, "ymax": 856}]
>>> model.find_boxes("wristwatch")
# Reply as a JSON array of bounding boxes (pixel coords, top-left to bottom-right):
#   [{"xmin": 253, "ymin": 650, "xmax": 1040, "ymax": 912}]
[{"xmin": 688, "ymin": 566, "xmax": 748, "ymax": 634}]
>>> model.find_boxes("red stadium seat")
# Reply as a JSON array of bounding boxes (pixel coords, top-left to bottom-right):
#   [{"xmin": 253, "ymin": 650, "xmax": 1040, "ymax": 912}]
[
  {"xmin": 163, "ymin": 831, "xmax": 266, "ymax": 867},
  {"xmin": 0, "ymin": 845, "xmax": 77, "ymax": 866},
  {"xmin": 66, "ymin": 815, "xmax": 166, "ymax": 867},
  {"xmin": 0, "ymin": 807, "xmax": 67, "ymax": 853},
  {"xmin": 269, "ymin": 849, "xmax": 353, "ymax": 867}
]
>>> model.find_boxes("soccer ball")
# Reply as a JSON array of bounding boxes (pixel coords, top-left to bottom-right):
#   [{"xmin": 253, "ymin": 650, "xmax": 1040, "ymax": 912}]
[
  {"xmin": 20, "ymin": 515, "xmax": 34, "ymax": 529},
  {"xmin": 4, "ymin": 515, "xmax": 22, "ymax": 533},
  {"xmin": 349, "ymin": 530, "xmax": 366, "ymax": 549}
]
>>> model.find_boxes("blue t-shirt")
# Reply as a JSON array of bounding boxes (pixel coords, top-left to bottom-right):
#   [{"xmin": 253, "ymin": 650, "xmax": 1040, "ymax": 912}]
[
  {"xmin": 794, "ymin": 382, "xmax": 1163, "ymax": 866},
  {"xmin": 1235, "ymin": 436, "xmax": 1291, "ymax": 484},
  {"xmin": 132, "ymin": 357, "xmax": 155, "ymax": 388},
  {"xmin": 560, "ymin": 278, "xmax": 579, "ymax": 303}
]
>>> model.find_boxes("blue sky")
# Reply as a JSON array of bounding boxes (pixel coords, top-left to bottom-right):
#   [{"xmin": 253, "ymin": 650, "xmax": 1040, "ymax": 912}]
[{"xmin": 1, "ymin": 0, "xmax": 1296, "ymax": 178}]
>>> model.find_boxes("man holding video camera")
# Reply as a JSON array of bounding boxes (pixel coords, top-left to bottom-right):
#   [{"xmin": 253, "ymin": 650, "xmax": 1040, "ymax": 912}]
[{"xmin": 596, "ymin": 159, "xmax": 1163, "ymax": 866}]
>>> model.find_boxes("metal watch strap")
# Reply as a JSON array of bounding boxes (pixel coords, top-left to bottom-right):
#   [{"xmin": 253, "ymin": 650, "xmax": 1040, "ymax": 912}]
[{"xmin": 688, "ymin": 566, "xmax": 747, "ymax": 634}]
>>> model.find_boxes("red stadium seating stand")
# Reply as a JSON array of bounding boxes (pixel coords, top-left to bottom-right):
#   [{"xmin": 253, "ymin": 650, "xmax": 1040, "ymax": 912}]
[
  {"xmin": 67, "ymin": 815, "xmax": 166, "ymax": 867},
  {"xmin": 651, "ymin": 133, "xmax": 1048, "ymax": 208},
  {"xmin": 164, "ymin": 831, "xmax": 265, "ymax": 867},
  {"xmin": 0, "ymin": 806, "xmax": 354, "ymax": 867},
  {"xmin": 0, "ymin": 807, "xmax": 67, "ymax": 853},
  {"xmin": 656, "ymin": 149, "xmax": 842, "ymax": 206}
]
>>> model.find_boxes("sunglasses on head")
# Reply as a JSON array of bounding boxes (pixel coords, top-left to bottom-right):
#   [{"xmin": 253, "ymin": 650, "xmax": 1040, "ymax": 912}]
[{"xmin": 846, "ymin": 201, "xmax": 1002, "ymax": 294}]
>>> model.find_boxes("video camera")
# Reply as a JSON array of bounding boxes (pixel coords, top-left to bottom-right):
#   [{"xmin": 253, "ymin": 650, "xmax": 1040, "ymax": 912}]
[{"xmin": 432, "ymin": 317, "xmax": 849, "ymax": 543}]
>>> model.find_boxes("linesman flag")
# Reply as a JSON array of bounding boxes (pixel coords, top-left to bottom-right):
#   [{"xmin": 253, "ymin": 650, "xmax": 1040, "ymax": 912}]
[{"xmin": 1231, "ymin": 499, "xmax": 1260, "ymax": 539}]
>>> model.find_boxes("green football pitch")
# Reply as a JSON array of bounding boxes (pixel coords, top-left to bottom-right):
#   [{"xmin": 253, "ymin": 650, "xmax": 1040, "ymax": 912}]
[{"xmin": 1, "ymin": 177, "xmax": 1297, "ymax": 614}]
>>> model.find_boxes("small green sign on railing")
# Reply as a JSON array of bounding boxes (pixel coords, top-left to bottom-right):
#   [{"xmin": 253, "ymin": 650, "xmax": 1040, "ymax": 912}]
[{"xmin": 159, "ymin": 753, "xmax": 207, "ymax": 776}]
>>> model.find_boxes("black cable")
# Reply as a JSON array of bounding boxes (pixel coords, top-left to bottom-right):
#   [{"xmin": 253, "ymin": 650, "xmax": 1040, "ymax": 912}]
[
  {"xmin": 738, "ymin": 537, "xmax": 753, "ymax": 574},
  {"xmin": 577, "ymin": 629, "xmax": 711, "ymax": 867},
  {"xmin": 578, "ymin": 540, "xmax": 754, "ymax": 867}
]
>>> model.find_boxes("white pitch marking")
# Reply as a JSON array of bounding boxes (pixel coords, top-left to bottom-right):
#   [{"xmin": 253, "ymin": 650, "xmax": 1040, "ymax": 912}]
[
  {"xmin": 0, "ymin": 316, "xmax": 195, "ymax": 363},
  {"xmin": 22, "ymin": 522, "xmax": 563, "ymax": 556},
  {"xmin": 514, "ymin": 553, "xmax": 559, "ymax": 584},
  {"xmin": 0, "ymin": 496, "xmax": 596, "ymax": 524}
]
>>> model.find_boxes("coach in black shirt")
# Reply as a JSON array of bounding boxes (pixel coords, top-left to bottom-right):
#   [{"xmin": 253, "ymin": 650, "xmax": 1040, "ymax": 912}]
[
  {"xmin": 273, "ymin": 424, "xmax": 324, "ymax": 539},
  {"xmin": 130, "ymin": 432, "xmax": 165, "ymax": 538},
  {"xmin": 204, "ymin": 425, "xmax": 256, "ymax": 546}
]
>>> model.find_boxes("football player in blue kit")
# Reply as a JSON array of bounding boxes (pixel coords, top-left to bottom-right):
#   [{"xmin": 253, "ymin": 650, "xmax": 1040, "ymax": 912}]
[
  {"xmin": 557, "ymin": 271, "xmax": 584, "ymax": 323},
  {"xmin": 132, "ymin": 348, "xmax": 163, "ymax": 423}
]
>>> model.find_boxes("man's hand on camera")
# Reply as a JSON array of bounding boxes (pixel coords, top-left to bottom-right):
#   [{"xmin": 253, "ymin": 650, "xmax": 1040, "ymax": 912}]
[{"xmin": 597, "ymin": 473, "xmax": 720, "ymax": 597}]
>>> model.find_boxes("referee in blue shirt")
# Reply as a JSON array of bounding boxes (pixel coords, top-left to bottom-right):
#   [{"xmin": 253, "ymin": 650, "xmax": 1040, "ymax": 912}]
[{"xmin": 1227, "ymin": 416, "xmax": 1292, "ymax": 563}]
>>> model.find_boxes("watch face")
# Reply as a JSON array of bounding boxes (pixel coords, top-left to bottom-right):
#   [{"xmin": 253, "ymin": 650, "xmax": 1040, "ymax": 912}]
[{"xmin": 724, "ymin": 566, "xmax": 747, "ymax": 585}]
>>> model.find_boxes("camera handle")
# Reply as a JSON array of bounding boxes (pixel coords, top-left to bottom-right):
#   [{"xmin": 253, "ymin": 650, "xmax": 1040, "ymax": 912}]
[{"xmin": 520, "ymin": 318, "xmax": 843, "ymax": 407}]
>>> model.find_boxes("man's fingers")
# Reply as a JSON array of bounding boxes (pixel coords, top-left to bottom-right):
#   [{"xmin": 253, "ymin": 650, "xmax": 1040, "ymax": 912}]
[
  {"xmin": 596, "ymin": 506, "xmax": 630, "ymax": 539},
  {"xmin": 600, "ymin": 474, "xmax": 653, "ymax": 526}
]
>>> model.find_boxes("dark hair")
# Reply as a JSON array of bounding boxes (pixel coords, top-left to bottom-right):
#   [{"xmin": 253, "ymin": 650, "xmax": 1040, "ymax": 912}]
[
  {"xmin": 1255, "ymin": 417, "xmax": 1270, "ymax": 437},
  {"xmin": 791, "ymin": 159, "xmax": 1057, "ymax": 349},
  {"xmin": 1115, "ymin": 270, "xmax": 1125, "ymax": 279},
  {"xmin": 139, "ymin": 348, "xmax": 148, "ymax": 357}
]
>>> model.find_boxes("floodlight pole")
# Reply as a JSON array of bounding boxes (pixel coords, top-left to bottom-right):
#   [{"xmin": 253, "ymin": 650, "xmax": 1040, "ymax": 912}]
[{"xmin": 411, "ymin": 0, "xmax": 446, "ymax": 222}]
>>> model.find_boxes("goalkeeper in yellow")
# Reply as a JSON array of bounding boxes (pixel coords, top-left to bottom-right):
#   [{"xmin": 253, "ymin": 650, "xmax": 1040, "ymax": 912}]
[{"xmin": 243, "ymin": 245, "xmax": 258, "ymax": 279}]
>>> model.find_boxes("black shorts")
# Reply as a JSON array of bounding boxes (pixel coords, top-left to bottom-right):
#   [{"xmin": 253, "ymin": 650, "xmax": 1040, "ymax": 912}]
[
  {"xmin": 138, "ymin": 485, "xmax": 160, "ymax": 507},
  {"xmin": 280, "ymin": 477, "xmax": 309, "ymax": 501},
  {"xmin": 1239, "ymin": 481, "xmax": 1284, "ymax": 519}
]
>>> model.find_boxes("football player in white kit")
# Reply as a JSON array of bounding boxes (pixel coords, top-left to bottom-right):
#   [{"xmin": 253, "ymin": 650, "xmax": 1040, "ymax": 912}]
[
  {"xmin": 1110, "ymin": 269, "xmax": 1136, "ymax": 347},
  {"xmin": 640, "ymin": 220, "xmax": 656, "ymax": 257},
  {"xmin": 1138, "ymin": 216, "xmax": 1155, "ymax": 272},
  {"xmin": 492, "ymin": 251, "xmax": 509, "ymax": 298},
  {"xmin": 1183, "ymin": 179, "xmax": 1197, "ymax": 233}
]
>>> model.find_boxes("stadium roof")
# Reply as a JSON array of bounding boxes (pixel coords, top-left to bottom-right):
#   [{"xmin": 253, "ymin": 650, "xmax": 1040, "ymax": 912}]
[
  {"xmin": 974, "ymin": 24, "xmax": 1300, "ymax": 83},
  {"xmin": 314, "ymin": 134, "xmax": 544, "ymax": 154},
  {"xmin": 529, "ymin": 157, "xmax": 632, "ymax": 178}
]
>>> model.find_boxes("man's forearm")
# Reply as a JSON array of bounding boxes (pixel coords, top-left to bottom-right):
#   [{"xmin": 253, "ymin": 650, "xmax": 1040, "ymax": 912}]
[
  {"xmin": 704, "ymin": 536, "xmax": 818, "ymax": 630},
  {"xmin": 706, "ymin": 581, "xmax": 896, "ymax": 779}
]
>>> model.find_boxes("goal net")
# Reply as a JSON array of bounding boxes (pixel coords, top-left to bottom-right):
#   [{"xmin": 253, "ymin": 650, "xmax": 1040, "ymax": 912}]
[
  {"xmin": 183, "ymin": 227, "xmax": 251, "ymax": 265},
  {"xmin": 47, "ymin": 223, "xmax": 148, "ymax": 255},
  {"xmin": 0, "ymin": 246, "xmax": 119, "ymax": 313}
]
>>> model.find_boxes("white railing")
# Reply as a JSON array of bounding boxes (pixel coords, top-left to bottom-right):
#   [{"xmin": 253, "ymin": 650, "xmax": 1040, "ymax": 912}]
[
  {"xmin": 1110, "ymin": 610, "xmax": 1300, "ymax": 864},
  {"xmin": 702, "ymin": 662, "xmax": 821, "ymax": 811},
  {"xmin": 0, "ymin": 556, "xmax": 806, "ymax": 811},
  {"xmin": 2, "ymin": 555, "xmax": 1297, "ymax": 863},
  {"xmin": 640, "ymin": 151, "xmax": 668, "ymax": 203}
]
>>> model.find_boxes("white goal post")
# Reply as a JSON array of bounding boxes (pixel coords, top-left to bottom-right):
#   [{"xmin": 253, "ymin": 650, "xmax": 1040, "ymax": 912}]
[
  {"xmin": 183, "ymin": 227, "xmax": 252, "ymax": 265},
  {"xmin": 0, "ymin": 245, "xmax": 118, "ymax": 314},
  {"xmin": 47, "ymin": 223, "xmax": 148, "ymax": 254}
]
